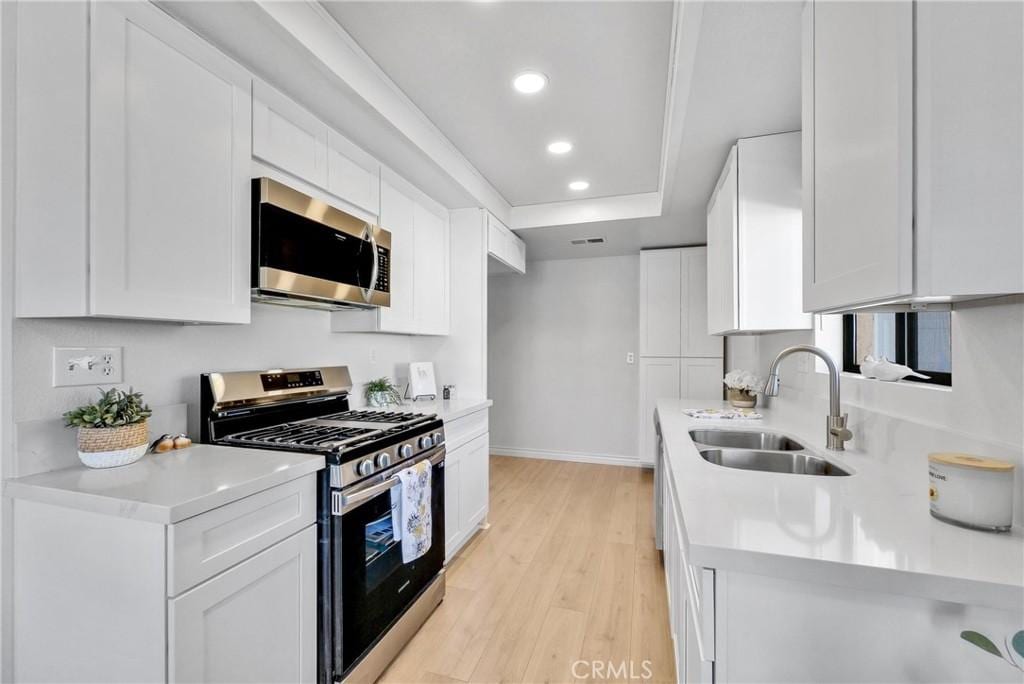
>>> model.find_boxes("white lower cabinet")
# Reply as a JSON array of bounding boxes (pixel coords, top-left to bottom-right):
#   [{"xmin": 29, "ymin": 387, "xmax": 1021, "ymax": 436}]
[
  {"xmin": 442, "ymin": 410, "xmax": 490, "ymax": 561},
  {"xmin": 12, "ymin": 474, "xmax": 319, "ymax": 684},
  {"xmin": 169, "ymin": 526, "xmax": 317, "ymax": 684}
]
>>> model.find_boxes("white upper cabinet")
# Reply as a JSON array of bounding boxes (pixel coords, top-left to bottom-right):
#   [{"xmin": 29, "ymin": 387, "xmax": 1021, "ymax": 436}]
[
  {"xmin": 804, "ymin": 0, "xmax": 1023, "ymax": 312},
  {"xmin": 16, "ymin": 1, "xmax": 252, "ymax": 323},
  {"xmin": 706, "ymin": 133, "xmax": 811, "ymax": 335},
  {"xmin": 331, "ymin": 172, "xmax": 450, "ymax": 335},
  {"xmin": 252, "ymin": 80, "xmax": 328, "ymax": 189},
  {"xmin": 640, "ymin": 248, "xmax": 722, "ymax": 358},
  {"xmin": 486, "ymin": 213, "xmax": 526, "ymax": 275},
  {"xmin": 253, "ymin": 81, "xmax": 379, "ymax": 217}
]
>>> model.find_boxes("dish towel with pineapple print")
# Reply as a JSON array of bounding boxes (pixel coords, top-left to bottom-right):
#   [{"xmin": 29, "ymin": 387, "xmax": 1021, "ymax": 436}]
[{"xmin": 390, "ymin": 459, "xmax": 432, "ymax": 563}]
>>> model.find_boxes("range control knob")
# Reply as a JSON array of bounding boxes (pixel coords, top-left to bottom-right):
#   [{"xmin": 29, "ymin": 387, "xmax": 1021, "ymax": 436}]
[
  {"xmin": 432, "ymin": 432, "xmax": 444, "ymax": 445},
  {"xmin": 356, "ymin": 459, "xmax": 375, "ymax": 477},
  {"xmin": 376, "ymin": 452, "xmax": 392, "ymax": 469},
  {"xmin": 399, "ymin": 444, "xmax": 414, "ymax": 459},
  {"xmin": 419, "ymin": 435, "xmax": 434, "ymax": 449}
]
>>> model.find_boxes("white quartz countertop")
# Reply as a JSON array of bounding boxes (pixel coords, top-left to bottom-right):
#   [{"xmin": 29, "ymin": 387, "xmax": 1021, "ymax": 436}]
[
  {"xmin": 658, "ymin": 399, "xmax": 1024, "ymax": 609},
  {"xmin": 4, "ymin": 444, "xmax": 324, "ymax": 525},
  {"xmin": 386, "ymin": 398, "xmax": 492, "ymax": 422}
]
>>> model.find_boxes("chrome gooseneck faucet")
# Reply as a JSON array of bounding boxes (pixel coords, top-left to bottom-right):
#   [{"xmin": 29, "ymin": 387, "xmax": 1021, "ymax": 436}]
[{"xmin": 762, "ymin": 344, "xmax": 853, "ymax": 451}]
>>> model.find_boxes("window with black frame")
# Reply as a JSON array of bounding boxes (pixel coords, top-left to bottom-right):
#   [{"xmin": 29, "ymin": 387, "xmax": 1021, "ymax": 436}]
[{"xmin": 842, "ymin": 312, "xmax": 952, "ymax": 386}]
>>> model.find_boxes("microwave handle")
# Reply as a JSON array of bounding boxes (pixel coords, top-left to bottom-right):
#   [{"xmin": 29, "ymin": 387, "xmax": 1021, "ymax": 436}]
[{"xmin": 362, "ymin": 224, "xmax": 380, "ymax": 304}]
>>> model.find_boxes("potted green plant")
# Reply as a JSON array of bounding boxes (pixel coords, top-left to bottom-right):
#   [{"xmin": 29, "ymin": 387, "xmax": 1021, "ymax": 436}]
[
  {"xmin": 64, "ymin": 387, "xmax": 153, "ymax": 468},
  {"xmin": 364, "ymin": 377, "xmax": 402, "ymax": 408}
]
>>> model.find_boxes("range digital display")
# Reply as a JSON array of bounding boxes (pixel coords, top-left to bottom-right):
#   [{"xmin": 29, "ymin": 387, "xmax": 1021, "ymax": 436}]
[{"xmin": 260, "ymin": 370, "xmax": 324, "ymax": 391}]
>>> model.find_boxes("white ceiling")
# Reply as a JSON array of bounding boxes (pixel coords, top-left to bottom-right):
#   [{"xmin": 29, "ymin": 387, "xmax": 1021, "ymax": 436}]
[
  {"xmin": 322, "ymin": 1, "xmax": 674, "ymax": 206},
  {"xmin": 518, "ymin": 0, "xmax": 803, "ymax": 260}
]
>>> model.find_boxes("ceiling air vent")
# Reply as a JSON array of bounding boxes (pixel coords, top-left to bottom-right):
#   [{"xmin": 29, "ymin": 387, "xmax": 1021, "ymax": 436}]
[{"xmin": 570, "ymin": 237, "xmax": 606, "ymax": 245}]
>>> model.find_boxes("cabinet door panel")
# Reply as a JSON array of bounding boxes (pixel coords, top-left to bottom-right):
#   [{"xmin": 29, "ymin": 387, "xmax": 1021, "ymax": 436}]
[
  {"xmin": 168, "ymin": 527, "xmax": 317, "ymax": 684},
  {"xmin": 680, "ymin": 358, "xmax": 724, "ymax": 401},
  {"xmin": 639, "ymin": 358, "xmax": 681, "ymax": 465},
  {"xmin": 737, "ymin": 133, "xmax": 811, "ymax": 331},
  {"xmin": 915, "ymin": 1, "xmax": 1024, "ymax": 297},
  {"xmin": 458, "ymin": 434, "xmax": 489, "ymax": 532},
  {"xmin": 90, "ymin": 2, "xmax": 251, "ymax": 323},
  {"xmin": 640, "ymin": 251, "xmax": 682, "ymax": 357},
  {"xmin": 706, "ymin": 150, "xmax": 738, "ymax": 335},
  {"xmin": 681, "ymin": 248, "xmax": 723, "ymax": 358},
  {"xmin": 15, "ymin": 1, "xmax": 89, "ymax": 316},
  {"xmin": 377, "ymin": 180, "xmax": 416, "ymax": 333},
  {"xmin": 444, "ymin": 455, "xmax": 462, "ymax": 560},
  {"xmin": 252, "ymin": 81, "xmax": 328, "ymax": 188},
  {"xmin": 327, "ymin": 130, "xmax": 379, "ymax": 216},
  {"xmin": 414, "ymin": 204, "xmax": 450, "ymax": 335},
  {"xmin": 805, "ymin": 0, "xmax": 913, "ymax": 311}
]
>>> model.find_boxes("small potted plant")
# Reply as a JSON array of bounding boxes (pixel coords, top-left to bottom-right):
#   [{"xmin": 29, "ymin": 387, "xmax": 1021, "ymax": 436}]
[
  {"xmin": 364, "ymin": 377, "xmax": 402, "ymax": 408},
  {"xmin": 64, "ymin": 387, "xmax": 152, "ymax": 468},
  {"xmin": 724, "ymin": 370, "xmax": 762, "ymax": 409}
]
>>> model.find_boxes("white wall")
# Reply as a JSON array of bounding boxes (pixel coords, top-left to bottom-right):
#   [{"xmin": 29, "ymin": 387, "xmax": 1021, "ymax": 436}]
[
  {"xmin": 727, "ymin": 295, "xmax": 1024, "ymax": 524},
  {"xmin": 488, "ymin": 255, "xmax": 640, "ymax": 462}
]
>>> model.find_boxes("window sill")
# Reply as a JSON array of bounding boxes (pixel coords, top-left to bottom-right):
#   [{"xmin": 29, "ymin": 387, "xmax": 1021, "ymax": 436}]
[{"xmin": 812, "ymin": 368, "xmax": 953, "ymax": 393}]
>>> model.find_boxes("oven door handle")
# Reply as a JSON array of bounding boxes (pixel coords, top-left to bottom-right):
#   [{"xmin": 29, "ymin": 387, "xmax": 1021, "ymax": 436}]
[{"xmin": 333, "ymin": 446, "xmax": 445, "ymax": 515}]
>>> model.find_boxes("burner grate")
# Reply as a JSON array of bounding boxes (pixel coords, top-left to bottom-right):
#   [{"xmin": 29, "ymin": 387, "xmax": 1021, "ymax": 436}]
[
  {"xmin": 321, "ymin": 410, "xmax": 429, "ymax": 424},
  {"xmin": 226, "ymin": 421, "xmax": 377, "ymax": 450}
]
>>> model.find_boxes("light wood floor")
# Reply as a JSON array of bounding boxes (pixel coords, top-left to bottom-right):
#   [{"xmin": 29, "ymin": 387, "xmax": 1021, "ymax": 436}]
[{"xmin": 379, "ymin": 456, "xmax": 675, "ymax": 684}]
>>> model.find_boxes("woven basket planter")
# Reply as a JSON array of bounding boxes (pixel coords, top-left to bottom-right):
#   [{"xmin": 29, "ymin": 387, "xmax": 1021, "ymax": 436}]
[{"xmin": 77, "ymin": 420, "xmax": 149, "ymax": 469}]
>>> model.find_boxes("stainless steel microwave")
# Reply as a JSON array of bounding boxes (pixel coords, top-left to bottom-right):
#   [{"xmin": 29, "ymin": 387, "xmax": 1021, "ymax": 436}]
[{"xmin": 251, "ymin": 178, "xmax": 391, "ymax": 310}]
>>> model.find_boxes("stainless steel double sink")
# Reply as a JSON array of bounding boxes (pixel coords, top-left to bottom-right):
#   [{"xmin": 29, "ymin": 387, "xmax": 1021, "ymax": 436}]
[{"xmin": 689, "ymin": 429, "xmax": 851, "ymax": 477}]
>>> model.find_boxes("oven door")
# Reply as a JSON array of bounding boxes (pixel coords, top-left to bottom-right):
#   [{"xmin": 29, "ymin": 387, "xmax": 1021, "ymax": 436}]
[{"xmin": 332, "ymin": 447, "xmax": 445, "ymax": 676}]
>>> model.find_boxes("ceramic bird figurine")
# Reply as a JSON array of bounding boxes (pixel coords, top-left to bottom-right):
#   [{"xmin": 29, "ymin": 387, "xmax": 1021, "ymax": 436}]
[{"xmin": 862, "ymin": 355, "xmax": 930, "ymax": 382}]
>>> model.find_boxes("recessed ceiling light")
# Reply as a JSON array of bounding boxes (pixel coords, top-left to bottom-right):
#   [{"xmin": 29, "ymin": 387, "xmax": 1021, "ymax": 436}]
[
  {"xmin": 547, "ymin": 140, "xmax": 573, "ymax": 155},
  {"xmin": 568, "ymin": 180, "xmax": 590, "ymax": 191},
  {"xmin": 512, "ymin": 71, "xmax": 548, "ymax": 94}
]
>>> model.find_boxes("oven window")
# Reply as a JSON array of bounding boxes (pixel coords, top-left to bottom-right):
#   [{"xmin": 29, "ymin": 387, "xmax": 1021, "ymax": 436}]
[{"xmin": 365, "ymin": 511, "xmax": 401, "ymax": 592}]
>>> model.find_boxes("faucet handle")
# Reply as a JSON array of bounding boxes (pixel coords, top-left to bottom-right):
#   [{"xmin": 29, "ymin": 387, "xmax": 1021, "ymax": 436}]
[{"xmin": 828, "ymin": 413, "xmax": 853, "ymax": 442}]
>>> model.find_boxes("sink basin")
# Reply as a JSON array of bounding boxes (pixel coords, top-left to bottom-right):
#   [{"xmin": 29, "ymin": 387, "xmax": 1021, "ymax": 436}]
[
  {"xmin": 689, "ymin": 429, "xmax": 807, "ymax": 452},
  {"xmin": 699, "ymin": 448, "xmax": 851, "ymax": 476}
]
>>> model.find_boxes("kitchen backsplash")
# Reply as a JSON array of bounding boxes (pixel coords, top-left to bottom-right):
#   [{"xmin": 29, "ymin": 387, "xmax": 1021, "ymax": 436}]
[{"xmin": 12, "ymin": 303, "xmax": 424, "ymax": 444}]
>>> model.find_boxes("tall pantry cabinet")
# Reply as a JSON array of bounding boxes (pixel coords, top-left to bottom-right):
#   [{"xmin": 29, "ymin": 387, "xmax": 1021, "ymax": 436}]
[{"xmin": 638, "ymin": 248, "xmax": 724, "ymax": 465}]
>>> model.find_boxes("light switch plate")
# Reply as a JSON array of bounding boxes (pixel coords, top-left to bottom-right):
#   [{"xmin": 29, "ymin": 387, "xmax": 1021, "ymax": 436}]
[{"xmin": 53, "ymin": 347, "xmax": 123, "ymax": 387}]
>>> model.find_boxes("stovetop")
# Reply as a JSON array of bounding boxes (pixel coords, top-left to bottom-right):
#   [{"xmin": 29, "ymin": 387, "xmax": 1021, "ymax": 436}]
[
  {"xmin": 200, "ymin": 367, "xmax": 446, "ymax": 482},
  {"xmin": 221, "ymin": 409, "xmax": 435, "ymax": 454}
]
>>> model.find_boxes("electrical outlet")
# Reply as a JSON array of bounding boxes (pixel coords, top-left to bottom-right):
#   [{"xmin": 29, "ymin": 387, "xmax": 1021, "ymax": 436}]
[
  {"xmin": 626, "ymin": 352, "xmax": 635, "ymax": 365},
  {"xmin": 370, "ymin": 349, "xmax": 378, "ymax": 364},
  {"xmin": 53, "ymin": 347, "xmax": 123, "ymax": 387}
]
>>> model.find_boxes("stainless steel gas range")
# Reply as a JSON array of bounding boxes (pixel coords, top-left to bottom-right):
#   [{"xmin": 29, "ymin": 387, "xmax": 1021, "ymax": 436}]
[{"xmin": 200, "ymin": 366, "xmax": 445, "ymax": 684}]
